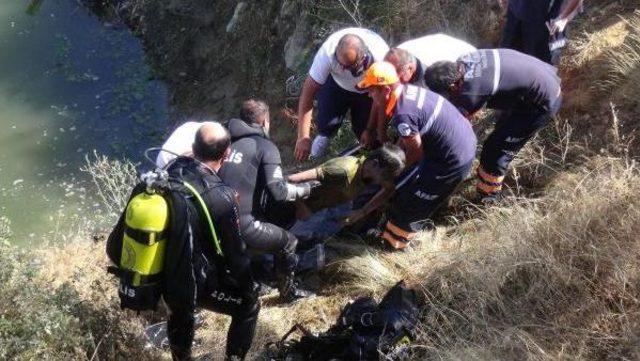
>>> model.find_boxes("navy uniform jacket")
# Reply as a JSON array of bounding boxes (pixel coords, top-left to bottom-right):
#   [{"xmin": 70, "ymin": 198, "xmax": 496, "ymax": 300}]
[
  {"xmin": 390, "ymin": 84, "xmax": 477, "ymax": 168},
  {"xmin": 451, "ymin": 49, "xmax": 561, "ymax": 116}
]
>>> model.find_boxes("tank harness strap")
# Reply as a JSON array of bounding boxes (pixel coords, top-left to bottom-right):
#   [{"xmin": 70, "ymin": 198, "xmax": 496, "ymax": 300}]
[
  {"xmin": 107, "ymin": 266, "xmax": 163, "ymax": 285},
  {"xmin": 124, "ymin": 225, "xmax": 168, "ymax": 246},
  {"xmin": 181, "ymin": 181, "xmax": 224, "ymax": 257}
]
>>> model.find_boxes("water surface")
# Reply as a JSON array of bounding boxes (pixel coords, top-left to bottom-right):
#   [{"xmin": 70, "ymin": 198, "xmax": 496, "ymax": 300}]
[{"xmin": 0, "ymin": 0, "xmax": 168, "ymax": 243}]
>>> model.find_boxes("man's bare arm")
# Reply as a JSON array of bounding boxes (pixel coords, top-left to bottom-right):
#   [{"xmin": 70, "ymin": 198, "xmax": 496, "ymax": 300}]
[
  {"xmin": 287, "ymin": 168, "xmax": 319, "ymax": 183},
  {"xmin": 361, "ymin": 102, "xmax": 385, "ymax": 147},
  {"xmin": 400, "ymin": 134, "xmax": 423, "ymax": 167},
  {"xmin": 548, "ymin": 0, "xmax": 582, "ymax": 34},
  {"xmin": 342, "ymin": 183, "xmax": 395, "ymax": 226},
  {"xmin": 295, "ymin": 76, "xmax": 322, "ymax": 161}
]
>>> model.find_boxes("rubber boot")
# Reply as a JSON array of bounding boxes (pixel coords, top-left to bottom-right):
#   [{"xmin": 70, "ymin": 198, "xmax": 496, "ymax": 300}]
[{"xmin": 277, "ymin": 273, "xmax": 314, "ymax": 304}]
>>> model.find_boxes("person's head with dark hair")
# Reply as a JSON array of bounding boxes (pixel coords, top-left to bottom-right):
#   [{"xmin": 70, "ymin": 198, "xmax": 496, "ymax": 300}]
[
  {"xmin": 424, "ymin": 60, "xmax": 464, "ymax": 97},
  {"xmin": 239, "ymin": 99, "xmax": 270, "ymax": 135},
  {"xmin": 362, "ymin": 143, "xmax": 406, "ymax": 185},
  {"xmin": 192, "ymin": 121, "xmax": 231, "ymax": 171},
  {"xmin": 336, "ymin": 34, "xmax": 372, "ymax": 77},
  {"xmin": 384, "ymin": 48, "xmax": 418, "ymax": 83}
]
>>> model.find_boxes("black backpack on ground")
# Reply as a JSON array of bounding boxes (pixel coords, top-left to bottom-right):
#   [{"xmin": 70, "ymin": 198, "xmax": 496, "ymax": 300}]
[{"xmin": 272, "ymin": 280, "xmax": 421, "ymax": 360}]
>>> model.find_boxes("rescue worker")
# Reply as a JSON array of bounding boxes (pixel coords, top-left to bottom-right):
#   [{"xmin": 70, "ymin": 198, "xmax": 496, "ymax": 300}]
[
  {"xmin": 385, "ymin": 34, "xmax": 477, "ymax": 88},
  {"xmin": 499, "ymin": 0, "xmax": 583, "ymax": 64},
  {"xmin": 357, "ymin": 62, "xmax": 477, "ymax": 250},
  {"xmin": 381, "ymin": 34, "xmax": 476, "ymax": 143},
  {"xmin": 294, "ymin": 28, "xmax": 389, "ymax": 161},
  {"xmin": 155, "ymin": 121, "xmax": 204, "ymax": 168},
  {"xmin": 220, "ymin": 99, "xmax": 315, "ymax": 302},
  {"xmin": 424, "ymin": 48, "xmax": 562, "ymax": 202}
]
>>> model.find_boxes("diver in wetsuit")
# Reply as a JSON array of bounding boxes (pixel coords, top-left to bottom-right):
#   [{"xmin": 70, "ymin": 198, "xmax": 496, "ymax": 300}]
[{"xmin": 220, "ymin": 100, "xmax": 315, "ymax": 302}]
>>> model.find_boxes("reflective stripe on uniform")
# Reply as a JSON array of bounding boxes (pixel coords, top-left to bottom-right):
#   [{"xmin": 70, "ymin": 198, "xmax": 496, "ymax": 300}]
[
  {"xmin": 381, "ymin": 221, "xmax": 416, "ymax": 250},
  {"xmin": 476, "ymin": 166, "xmax": 504, "ymax": 195},
  {"xmin": 385, "ymin": 221, "xmax": 413, "ymax": 239},
  {"xmin": 477, "ymin": 167, "xmax": 505, "ymax": 184},
  {"xmin": 395, "ymin": 166, "xmax": 419, "ymax": 190},
  {"xmin": 477, "ymin": 180, "xmax": 502, "ymax": 195},
  {"xmin": 382, "ymin": 231, "xmax": 410, "ymax": 250},
  {"xmin": 491, "ymin": 49, "xmax": 501, "ymax": 95},
  {"xmin": 420, "ymin": 95, "xmax": 445, "ymax": 136}
]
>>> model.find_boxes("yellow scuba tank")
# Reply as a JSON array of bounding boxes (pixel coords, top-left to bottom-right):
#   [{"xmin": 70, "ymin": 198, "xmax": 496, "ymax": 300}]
[
  {"xmin": 106, "ymin": 169, "xmax": 172, "ymax": 311},
  {"xmin": 107, "ymin": 166, "xmax": 223, "ymax": 311},
  {"xmin": 121, "ymin": 191, "xmax": 169, "ymax": 287}
]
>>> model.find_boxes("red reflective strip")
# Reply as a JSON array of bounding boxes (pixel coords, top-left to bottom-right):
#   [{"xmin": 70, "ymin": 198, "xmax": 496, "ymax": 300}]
[
  {"xmin": 477, "ymin": 167, "xmax": 505, "ymax": 184},
  {"xmin": 385, "ymin": 221, "xmax": 412, "ymax": 239},
  {"xmin": 385, "ymin": 91, "xmax": 399, "ymax": 118},
  {"xmin": 381, "ymin": 231, "xmax": 410, "ymax": 249},
  {"xmin": 477, "ymin": 181, "xmax": 502, "ymax": 195}
]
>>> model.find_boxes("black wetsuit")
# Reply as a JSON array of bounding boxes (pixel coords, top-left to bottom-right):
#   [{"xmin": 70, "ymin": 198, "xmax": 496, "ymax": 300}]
[
  {"xmin": 219, "ymin": 119, "xmax": 312, "ymax": 279},
  {"xmin": 165, "ymin": 157, "xmax": 259, "ymax": 360}
]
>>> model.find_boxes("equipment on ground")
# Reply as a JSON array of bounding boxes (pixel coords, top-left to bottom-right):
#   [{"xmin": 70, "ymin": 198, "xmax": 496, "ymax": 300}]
[{"xmin": 269, "ymin": 280, "xmax": 421, "ymax": 360}]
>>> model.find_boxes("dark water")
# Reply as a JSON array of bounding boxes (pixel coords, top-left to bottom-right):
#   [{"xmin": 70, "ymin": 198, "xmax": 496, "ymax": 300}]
[{"xmin": 0, "ymin": 0, "xmax": 168, "ymax": 243}]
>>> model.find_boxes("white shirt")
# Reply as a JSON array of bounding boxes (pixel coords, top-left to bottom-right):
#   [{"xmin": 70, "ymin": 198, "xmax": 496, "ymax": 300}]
[
  {"xmin": 398, "ymin": 33, "xmax": 477, "ymax": 67},
  {"xmin": 155, "ymin": 121, "xmax": 203, "ymax": 168},
  {"xmin": 308, "ymin": 27, "xmax": 389, "ymax": 94},
  {"xmin": 397, "ymin": 34, "xmax": 476, "ymax": 88}
]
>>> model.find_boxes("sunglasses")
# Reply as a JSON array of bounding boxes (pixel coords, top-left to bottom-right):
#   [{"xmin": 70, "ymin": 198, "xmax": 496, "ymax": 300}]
[{"xmin": 336, "ymin": 48, "xmax": 373, "ymax": 77}]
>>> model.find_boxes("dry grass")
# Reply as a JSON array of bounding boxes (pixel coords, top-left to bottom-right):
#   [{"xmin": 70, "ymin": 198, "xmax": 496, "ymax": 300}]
[
  {"xmin": 570, "ymin": 19, "xmax": 629, "ymax": 69},
  {"xmin": 604, "ymin": 11, "xmax": 640, "ymax": 106},
  {"xmin": 304, "ymin": 156, "xmax": 640, "ymax": 360},
  {"xmin": 413, "ymin": 157, "xmax": 640, "ymax": 360},
  {"xmin": 0, "ymin": 238, "xmax": 160, "ymax": 360}
]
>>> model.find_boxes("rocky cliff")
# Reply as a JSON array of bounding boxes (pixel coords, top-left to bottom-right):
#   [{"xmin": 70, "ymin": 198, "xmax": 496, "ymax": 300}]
[{"xmin": 100, "ymin": 0, "xmax": 498, "ymax": 121}]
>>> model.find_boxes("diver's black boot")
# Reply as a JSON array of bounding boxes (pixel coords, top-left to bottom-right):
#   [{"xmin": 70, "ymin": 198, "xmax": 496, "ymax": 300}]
[
  {"xmin": 256, "ymin": 282, "xmax": 276, "ymax": 297},
  {"xmin": 277, "ymin": 273, "xmax": 314, "ymax": 303}
]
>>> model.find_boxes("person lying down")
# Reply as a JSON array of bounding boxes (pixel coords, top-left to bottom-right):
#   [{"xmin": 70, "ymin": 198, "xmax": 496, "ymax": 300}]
[{"xmin": 287, "ymin": 143, "xmax": 406, "ymax": 241}]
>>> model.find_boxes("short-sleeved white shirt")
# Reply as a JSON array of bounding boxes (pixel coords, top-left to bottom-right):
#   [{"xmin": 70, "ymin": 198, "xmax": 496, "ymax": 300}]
[
  {"xmin": 308, "ymin": 27, "xmax": 389, "ymax": 94},
  {"xmin": 398, "ymin": 33, "xmax": 477, "ymax": 67},
  {"xmin": 155, "ymin": 121, "xmax": 203, "ymax": 168},
  {"xmin": 397, "ymin": 34, "xmax": 476, "ymax": 88}
]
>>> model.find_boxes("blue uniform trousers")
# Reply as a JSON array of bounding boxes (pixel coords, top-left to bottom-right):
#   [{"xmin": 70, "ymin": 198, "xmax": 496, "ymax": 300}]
[{"xmin": 315, "ymin": 75, "xmax": 372, "ymax": 138}]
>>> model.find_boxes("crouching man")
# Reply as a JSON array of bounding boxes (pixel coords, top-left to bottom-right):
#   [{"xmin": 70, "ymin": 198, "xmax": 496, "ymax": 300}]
[
  {"xmin": 108, "ymin": 122, "xmax": 259, "ymax": 360},
  {"xmin": 424, "ymin": 48, "xmax": 562, "ymax": 202},
  {"xmin": 220, "ymin": 100, "xmax": 316, "ymax": 302},
  {"xmin": 166, "ymin": 123, "xmax": 259, "ymax": 360},
  {"xmin": 358, "ymin": 62, "xmax": 477, "ymax": 250}
]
